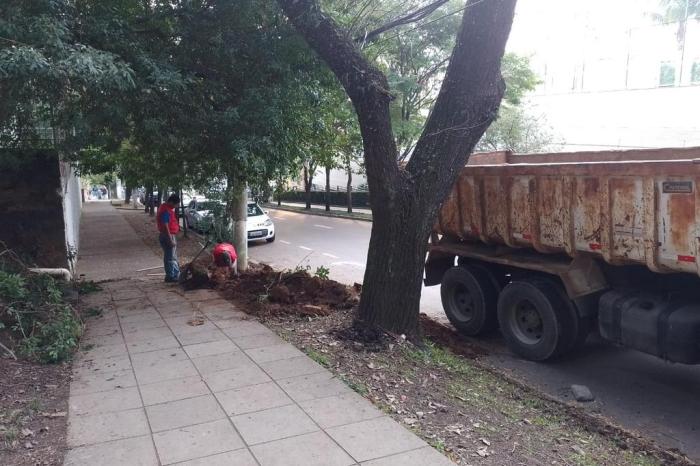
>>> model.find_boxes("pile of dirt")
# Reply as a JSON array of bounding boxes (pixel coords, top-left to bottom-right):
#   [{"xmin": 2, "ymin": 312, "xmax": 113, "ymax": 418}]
[{"xmin": 215, "ymin": 263, "xmax": 359, "ymax": 318}]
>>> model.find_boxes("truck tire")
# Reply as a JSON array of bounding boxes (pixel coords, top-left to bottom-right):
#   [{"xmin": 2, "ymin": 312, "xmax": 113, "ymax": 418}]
[
  {"xmin": 497, "ymin": 278, "xmax": 578, "ymax": 361},
  {"xmin": 440, "ymin": 265, "xmax": 499, "ymax": 336}
]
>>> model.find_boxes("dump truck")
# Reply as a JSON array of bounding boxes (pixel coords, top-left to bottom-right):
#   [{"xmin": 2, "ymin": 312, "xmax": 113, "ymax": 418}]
[{"xmin": 425, "ymin": 148, "xmax": 700, "ymax": 364}]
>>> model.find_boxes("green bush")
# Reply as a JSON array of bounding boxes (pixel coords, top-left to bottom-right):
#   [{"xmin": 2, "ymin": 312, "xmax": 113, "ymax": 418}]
[{"xmin": 0, "ymin": 268, "xmax": 82, "ymax": 363}]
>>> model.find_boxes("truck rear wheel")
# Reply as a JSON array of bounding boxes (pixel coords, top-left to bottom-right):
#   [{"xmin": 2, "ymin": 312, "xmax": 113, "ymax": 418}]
[
  {"xmin": 440, "ymin": 265, "xmax": 499, "ymax": 336},
  {"xmin": 497, "ymin": 278, "xmax": 578, "ymax": 361}
]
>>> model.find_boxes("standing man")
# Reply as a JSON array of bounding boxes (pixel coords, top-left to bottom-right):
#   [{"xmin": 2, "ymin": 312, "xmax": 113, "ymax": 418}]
[{"xmin": 157, "ymin": 194, "xmax": 181, "ymax": 282}]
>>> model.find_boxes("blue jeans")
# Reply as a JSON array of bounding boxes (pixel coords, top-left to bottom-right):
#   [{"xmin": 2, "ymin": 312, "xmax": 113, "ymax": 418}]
[{"xmin": 159, "ymin": 233, "xmax": 180, "ymax": 281}]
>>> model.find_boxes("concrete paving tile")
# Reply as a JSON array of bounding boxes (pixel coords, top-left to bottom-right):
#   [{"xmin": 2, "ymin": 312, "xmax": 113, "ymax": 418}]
[
  {"xmin": 64, "ymin": 434, "xmax": 158, "ymax": 466},
  {"xmin": 183, "ymin": 289, "xmax": 220, "ymax": 301},
  {"xmin": 116, "ymin": 306, "xmax": 158, "ymax": 318},
  {"xmin": 251, "ymin": 431, "xmax": 355, "ymax": 466},
  {"xmin": 221, "ymin": 321, "xmax": 274, "ymax": 338},
  {"xmin": 176, "ymin": 328, "xmax": 229, "ymax": 347},
  {"xmin": 78, "ymin": 342, "xmax": 128, "ymax": 361},
  {"xmin": 112, "ymin": 289, "xmax": 147, "ymax": 301},
  {"xmin": 71, "ymin": 369, "xmax": 137, "ymax": 395},
  {"xmin": 140, "ymin": 376, "xmax": 210, "ymax": 406},
  {"xmin": 153, "ymin": 419, "xmax": 244, "ymax": 465},
  {"xmin": 133, "ymin": 358, "xmax": 199, "ymax": 385},
  {"xmin": 299, "ymin": 392, "xmax": 384, "ymax": 429},
  {"xmin": 73, "ymin": 355, "xmax": 132, "ymax": 378},
  {"xmin": 69, "ymin": 386, "xmax": 142, "ymax": 416},
  {"xmin": 164, "ymin": 315, "xmax": 205, "ymax": 327},
  {"xmin": 123, "ymin": 326, "xmax": 174, "ymax": 343},
  {"xmin": 360, "ymin": 446, "xmax": 454, "ymax": 466},
  {"xmin": 194, "ymin": 299, "xmax": 236, "ymax": 312},
  {"xmin": 202, "ymin": 363, "xmax": 271, "ymax": 393},
  {"xmin": 278, "ymin": 372, "xmax": 351, "ymax": 402},
  {"xmin": 259, "ymin": 356, "xmax": 328, "ymax": 380},
  {"xmin": 146, "ymin": 394, "xmax": 225, "ymax": 432},
  {"xmin": 67, "ymin": 408, "xmax": 150, "ymax": 447},
  {"xmin": 122, "ymin": 317, "xmax": 167, "ymax": 333},
  {"xmin": 148, "ymin": 290, "xmax": 184, "ymax": 304},
  {"xmin": 231, "ymin": 333, "xmax": 285, "ymax": 350},
  {"xmin": 191, "ymin": 351, "xmax": 249, "ymax": 374},
  {"xmin": 326, "ymin": 417, "xmax": 426, "ymax": 462},
  {"xmin": 80, "ymin": 293, "xmax": 113, "ymax": 307},
  {"xmin": 184, "ymin": 339, "xmax": 239, "ymax": 359},
  {"xmin": 231, "ymin": 404, "xmax": 319, "ymax": 445},
  {"xmin": 83, "ymin": 321, "xmax": 122, "ymax": 337},
  {"xmin": 82, "ymin": 330, "xmax": 124, "ymax": 347},
  {"xmin": 127, "ymin": 335, "xmax": 181, "ymax": 354},
  {"xmin": 119, "ymin": 311, "xmax": 164, "ymax": 325},
  {"xmin": 215, "ymin": 382, "xmax": 293, "ymax": 416},
  {"xmin": 156, "ymin": 302, "xmax": 196, "ymax": 315},
  {"xmin": 210, "ymin": 315, "xmax": 249, "ymax": 329},
  {"xmin": 130, "ymin": 347, "xmax": 188, "ymax": 369},
  {"xmin": 172, "ymin": 449, "xmax": 257, "ymax": 466},
  {"xmin": 113, "ymin": 297, "xmax": 154, "ymax": 310},
  {"xmin": 245, "ymin": 343, "xmax": 306, "ymax": 364}
]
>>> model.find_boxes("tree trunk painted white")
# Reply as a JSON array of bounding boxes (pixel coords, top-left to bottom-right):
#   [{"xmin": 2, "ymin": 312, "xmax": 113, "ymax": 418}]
[{"xmin": 231, "ymin": 183, "xmax": 248, "ymax": 272}]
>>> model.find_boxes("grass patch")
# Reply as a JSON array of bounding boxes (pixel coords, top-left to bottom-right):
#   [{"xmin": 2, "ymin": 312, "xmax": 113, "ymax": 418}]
[
  {"xmin": 305, "ymin": 348, "xmax": 330, "ymax": 368},
  {"xmin": 75, "ymin": 280, "xmax": 101, "ymax": 295}
]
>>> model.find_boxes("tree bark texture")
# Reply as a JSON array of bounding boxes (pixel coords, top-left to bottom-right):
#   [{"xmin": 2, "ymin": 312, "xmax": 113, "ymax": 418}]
[
  {"xmin": 279, "ymin": 0, "xmax": 516, "ymax": 336},
  {"xmin": 303, "ymin": 165, "xmax": 313, "ymax": 210},
  {"xmin": 325, "ymin": 166, "xmax": 331, "ymax": 211},
  {"xmin": 346, "ymin": 163, "xmax": 353, "ymax": 213},
  {"xmin": 231, "ymin": 182, "xmax": 249, "ymax": 272}
]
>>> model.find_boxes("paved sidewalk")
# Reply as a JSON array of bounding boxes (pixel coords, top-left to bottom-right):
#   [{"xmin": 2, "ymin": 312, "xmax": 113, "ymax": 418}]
[{"xmin": 66, "ymin": 203, "xmax": 452, "ymax": 465}]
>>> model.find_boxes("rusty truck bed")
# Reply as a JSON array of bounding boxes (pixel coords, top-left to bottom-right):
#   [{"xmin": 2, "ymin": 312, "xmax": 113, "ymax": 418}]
[{"xmin": 435, "ymin": 147, "xmax": 700, "ymax": 276}]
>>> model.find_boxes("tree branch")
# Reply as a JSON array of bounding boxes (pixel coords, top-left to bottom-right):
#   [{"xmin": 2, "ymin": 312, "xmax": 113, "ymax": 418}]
[
  {"xmin": 277, "ymin": 0, "xmax": 401, "ymax": 211},
  {"xmin": 406, "ymin": 0, "xmax": 517, "ymax": 181},
  {"xmin": 355, "ymin": 0, "xmax": 450, "ymax": 44}
]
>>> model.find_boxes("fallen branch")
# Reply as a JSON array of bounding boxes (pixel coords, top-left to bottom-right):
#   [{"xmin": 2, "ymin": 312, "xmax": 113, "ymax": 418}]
[{"xmin": 0, "ymin": 340, "xmax": 18, "ymax": 360}]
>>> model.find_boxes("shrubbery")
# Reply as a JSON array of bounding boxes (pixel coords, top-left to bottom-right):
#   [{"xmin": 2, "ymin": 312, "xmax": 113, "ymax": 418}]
[{"xmin": 0, "ymin": 249, "xmax": 83, "ymax": 363}]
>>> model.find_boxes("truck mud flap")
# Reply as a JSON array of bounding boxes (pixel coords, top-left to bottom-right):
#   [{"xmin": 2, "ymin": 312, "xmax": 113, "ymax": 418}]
[{"xmin": 424, "ymin": 251, "xmax": 454, "ymax": 286}]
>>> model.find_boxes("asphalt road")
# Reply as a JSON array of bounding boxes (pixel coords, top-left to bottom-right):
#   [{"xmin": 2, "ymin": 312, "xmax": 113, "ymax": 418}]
[{"xmin": 249, "ymin": 208, "xmax": 700, "ymax": 462}]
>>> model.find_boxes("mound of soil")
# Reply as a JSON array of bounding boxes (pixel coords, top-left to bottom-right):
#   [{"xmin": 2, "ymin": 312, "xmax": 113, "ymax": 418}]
[{"xmin": 214, "ymin": 263, "xmax": 359, "ymax": 318}]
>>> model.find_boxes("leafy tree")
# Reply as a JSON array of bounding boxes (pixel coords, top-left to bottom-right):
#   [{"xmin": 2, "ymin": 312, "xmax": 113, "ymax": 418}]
[
  {"xmin": 278, "ymin": 0, "xmax": 517, "ymax": 336},
  {"xmin": 476, "ymin": 106, "xmax": 558, "ymax": 153},
  {"xmin": 0, "ymin": 0, "xmax": 135, "ymax": 150},
  {"xmin": 651, "ymin": 0, "xmax": 700, "ymax": 44}
]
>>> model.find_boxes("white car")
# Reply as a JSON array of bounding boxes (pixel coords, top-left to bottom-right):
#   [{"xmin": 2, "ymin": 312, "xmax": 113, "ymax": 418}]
[{"xmin": 185, "ymin": 199, "xmax": 275, "ymax": 243}]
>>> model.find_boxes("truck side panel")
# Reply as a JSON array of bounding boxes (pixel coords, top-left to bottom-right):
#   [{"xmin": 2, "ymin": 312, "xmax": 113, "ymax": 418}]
[{"xmin": 436, "ymin": 155, "xmax": 700, "ymax": 277}]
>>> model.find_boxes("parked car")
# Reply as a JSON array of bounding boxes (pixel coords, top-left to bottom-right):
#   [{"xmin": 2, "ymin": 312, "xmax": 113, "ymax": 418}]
[{"xmin": 185, "ymin": 199, "xmax": 275, "ymax": 243}]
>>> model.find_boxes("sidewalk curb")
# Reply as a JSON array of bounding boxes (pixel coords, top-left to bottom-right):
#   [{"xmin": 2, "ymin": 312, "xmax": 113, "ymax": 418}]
[{"xmin": 263, "ymin": 204, "xmax": 372, "ymax": 222}]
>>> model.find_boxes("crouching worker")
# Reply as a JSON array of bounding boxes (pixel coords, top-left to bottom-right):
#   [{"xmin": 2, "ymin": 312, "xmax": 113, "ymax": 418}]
[{"xmin": 212, "ymin": 242, "xmax": 239, "ymax": 277}]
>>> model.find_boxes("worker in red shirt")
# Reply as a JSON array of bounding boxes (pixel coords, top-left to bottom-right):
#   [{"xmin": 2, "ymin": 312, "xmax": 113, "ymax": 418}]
[
  {"xmin": 212, "ymin": 242, "xmax": 238, "ymax": 276},
  {"xmin": 157, "ymin": 194, "xmax": 181, "ymax": 282}
]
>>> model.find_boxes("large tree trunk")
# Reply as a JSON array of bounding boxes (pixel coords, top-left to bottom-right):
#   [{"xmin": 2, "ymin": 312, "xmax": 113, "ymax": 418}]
[
  {"xmin": 346, "ymin": 162, "xmax": 353, "ymax": 214},
  {"xmin": 279, "ymin": 0, "xmax": 516, "ymax": 337},
  {"xmin": 303, "ymin": 166, "xmax": 313, "ymax": 210},
  {"xmin": 325, "ymin": 166, "xmax": 331, "ymax": 212},
  {"xmin": 231, "ymin": 182, "xmax": 249, "ymax": 272}
]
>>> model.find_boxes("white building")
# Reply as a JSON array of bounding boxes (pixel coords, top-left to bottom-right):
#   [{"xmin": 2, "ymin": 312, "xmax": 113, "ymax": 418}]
[{"xmin": 508, "ymin": 0, "xmax": 700, "ymax": 151}]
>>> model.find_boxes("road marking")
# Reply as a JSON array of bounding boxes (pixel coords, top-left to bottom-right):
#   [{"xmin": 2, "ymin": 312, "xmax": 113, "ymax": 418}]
[
  {"xmin": 322, "ymin": 253, "xmax": 339, "ymax": 259},
  {"xmin": 299, "ymin": 246, "xmax": 312, "ymax": 251},
  {"xmin": 313, "ymin": 224, "xmax": 333, "ymax": 230},
  {"xmin": 331, "ymin": 261, "xmax": 364, "ymax": 267},
  {"xmin": 279, "ymin": 240, "xmax": 291, "ymax": 245}
]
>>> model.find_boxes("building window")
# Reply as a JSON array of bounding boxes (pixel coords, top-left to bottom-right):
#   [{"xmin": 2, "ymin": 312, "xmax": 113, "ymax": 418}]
[
  {"xmin": 659, "ymin": 61, "xmax": 676, "ymax": 87},
  {"xmin": 691, "ymin": 62, "xmax": 700, "ymax": 85}
]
